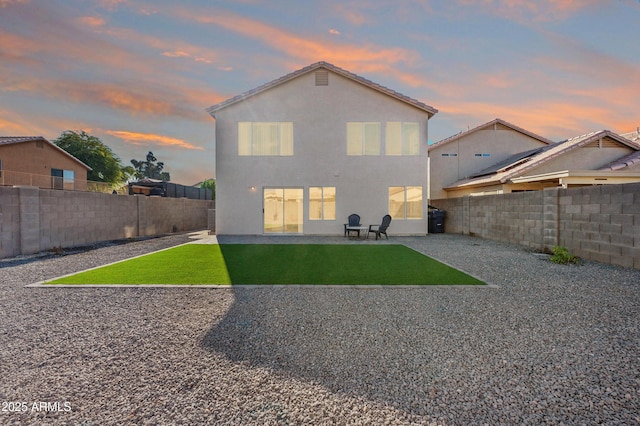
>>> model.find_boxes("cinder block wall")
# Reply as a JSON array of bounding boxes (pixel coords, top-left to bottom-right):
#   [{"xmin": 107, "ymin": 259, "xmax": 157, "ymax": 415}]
[
  {"xmin": 432, "ymin": 182, "xmax": 640, "ymax": 269},
  {"xmin": 0, "ymin": 187, "xmax": 21, "ymax": 257},
  {"xmin": 0, "ymin": 186, "xmax": 214, "ymax": 258},
  {"xmin": 557, "ymin": 183, "xmax": 640, "ymax": 269}
]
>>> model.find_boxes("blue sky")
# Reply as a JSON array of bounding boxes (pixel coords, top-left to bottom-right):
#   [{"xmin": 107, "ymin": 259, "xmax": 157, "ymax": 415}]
[{"xmin": 1, "ymin": 0, "xmax": 639, "ymax": 184}]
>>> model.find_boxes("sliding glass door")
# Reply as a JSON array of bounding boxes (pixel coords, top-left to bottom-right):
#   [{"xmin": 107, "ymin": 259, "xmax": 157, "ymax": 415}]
[{"xmin": 263, "ymin": 188, "xmax": 303, "ymax": 234}]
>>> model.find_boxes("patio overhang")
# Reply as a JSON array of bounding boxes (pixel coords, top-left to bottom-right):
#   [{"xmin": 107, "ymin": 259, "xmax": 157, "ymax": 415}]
[{"xmin": 510, "ymin": 170, "xmax": 640, "ymax": 188}]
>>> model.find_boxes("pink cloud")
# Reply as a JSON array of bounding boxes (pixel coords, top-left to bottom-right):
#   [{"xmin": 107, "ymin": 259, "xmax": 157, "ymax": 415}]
[
  {"xmin": 0, "ymin": 0, "xmax": 28, "ymax": 7},
  {"xmin": 453, "ymin": 0, "xmax": 603, "ymax": 22},
  {"xmin": 438, "ymin": 98, "xmax": 636, "ymax": 141},
  {"xmin": 173, "ymin": 8, "xmax": 419, "ymax": 79},
  {"xmin": 77, "ymin": 16, "xmax": 106, "ymax": 27}
]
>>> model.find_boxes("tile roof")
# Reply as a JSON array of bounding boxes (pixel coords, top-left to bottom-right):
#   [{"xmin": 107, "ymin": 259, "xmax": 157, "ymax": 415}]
[
  {"xmin": 445, "ymin": 130, "xmax": 640, "ymax": 190},
  {"xmin": 600, "ymin": 150, "xmax": 640, "ymax": 171},
  {"xmin": 206, "ymin": 61, "xmax": 438, "ymax": 117},
  {"xmin": 621, "ymin": 128, "xmax": 639, "ymax": 142},
  {"xmin": 0, "ymin": 136, "xmax": 47, "ymax": 145},
  {"xmin": 430, "ymin": 118, "xmax": 554, "ymax": 149},
  {"xmin": 0, "ymin": 136, "xmax": 92, "ymax": 170}
]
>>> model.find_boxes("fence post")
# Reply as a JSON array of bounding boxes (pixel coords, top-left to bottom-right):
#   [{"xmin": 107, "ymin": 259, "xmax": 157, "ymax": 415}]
[
  {"xmin": 542, "ymin": 187, "xmax": 559, "ymax": 251},
  {"xmin": 17, "ymin": 186, "xmax": 41, "ymax": 255}
]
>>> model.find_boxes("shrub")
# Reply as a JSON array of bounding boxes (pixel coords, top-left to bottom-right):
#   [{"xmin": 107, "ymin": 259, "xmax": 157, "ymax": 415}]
[{"xmin": 550, "ymin": 246, "xmax": 580, "ymax": 265}]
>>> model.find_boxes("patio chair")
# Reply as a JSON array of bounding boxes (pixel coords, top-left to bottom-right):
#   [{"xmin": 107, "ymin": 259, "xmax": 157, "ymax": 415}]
[
  {"xmin": 344, "ymin": 213, "xmax": 362, "ymax": 237},
  {"xmin": 368, "ymin": 214, "xmax": 392, "ymax": 240}
]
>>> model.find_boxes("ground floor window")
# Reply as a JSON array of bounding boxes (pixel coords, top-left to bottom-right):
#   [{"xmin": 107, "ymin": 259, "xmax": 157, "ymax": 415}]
[
  {"xmin": 389, "ymin": 186, "xmax": 423, "ymax": 219},
  {"xmin": 309, "ymin": 187, "xmax": 336, "ymax": 220},
  {"xmin": 51, "ymin": 169, "xmax": 75, "ymax": 190}
]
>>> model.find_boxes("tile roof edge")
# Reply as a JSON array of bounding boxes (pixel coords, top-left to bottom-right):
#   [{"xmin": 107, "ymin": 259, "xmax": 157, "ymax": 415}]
[
  {"xmin": 206, "ymin": 61, "xmax": 437, "ymax": 116},
  {"xmin": 430, "ymin": 118, "xmax": 553, "ymax": 149}
]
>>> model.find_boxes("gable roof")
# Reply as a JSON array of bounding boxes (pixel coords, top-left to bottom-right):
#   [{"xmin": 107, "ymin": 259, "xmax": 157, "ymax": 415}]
[
  {"xmin": 0, "ymin": 136, "xmax": 92, "ymax": 170},
  {"xmin": 430, "ymin": 118, "xmax": 554, "ymax": 149},
  {"xmin": 445, "ymin": 130, "xmax": 640, "ymax": 190},
  {"xmin": 206, "ymin": 61, "xmax": 438, "ymax": 117}
]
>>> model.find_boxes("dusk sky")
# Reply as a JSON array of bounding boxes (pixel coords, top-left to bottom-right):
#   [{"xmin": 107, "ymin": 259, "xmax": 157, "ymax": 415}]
[{"xmin": 1, "ymin": 0, "xmax": 639, "ymax": 184}]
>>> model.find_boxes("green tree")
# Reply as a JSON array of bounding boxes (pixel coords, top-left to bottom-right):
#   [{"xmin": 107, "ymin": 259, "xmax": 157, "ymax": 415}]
[
  {"xmin": 54, "ymin": 130, "xmax": 134, "ymax": 184},
  {"xmin": 131, "ymin": 151, "xmax": 171, "ymax": 181},
  {"xmin": 199, "ymin": 178, "xmax": 215, "ymax": 199}
]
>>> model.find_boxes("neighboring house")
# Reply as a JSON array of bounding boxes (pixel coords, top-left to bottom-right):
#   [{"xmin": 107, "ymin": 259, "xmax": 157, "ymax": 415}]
[
  {"xmin": 0, "ymin": 136, "xmax": 91, "ymax": 190},
  {"xmin": 621, "ymin": 127, "xmax": 639, "ymax": 142},
  {"xmin": 428, "ymin": 118, "xmax": 553, "ymax": 200},
  {"xmin": 207, "ymin": 61, "xmax": 438, "ymax": 235},
  {"xmin": 442, "ymin": 130, "xmax": 640, "ymax": 197}
]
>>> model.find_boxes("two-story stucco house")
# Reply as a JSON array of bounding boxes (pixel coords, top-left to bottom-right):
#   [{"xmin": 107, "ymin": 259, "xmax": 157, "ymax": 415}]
[{"xmin": 207, "ymin": 61, "xmax": 437, "ymax": 235}]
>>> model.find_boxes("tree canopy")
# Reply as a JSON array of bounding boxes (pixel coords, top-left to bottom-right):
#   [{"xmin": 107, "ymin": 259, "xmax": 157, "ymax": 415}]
[
  {"xmin": 54, "ymin": 130, "xmax": 134, "ymax": 184},
  {"xmin": 199, "ymin": 178, "xmax": 215, "ymax": 199},
  {"xmin": 131, "ymin": 151, "xmax": 171, "ymax": 181}
]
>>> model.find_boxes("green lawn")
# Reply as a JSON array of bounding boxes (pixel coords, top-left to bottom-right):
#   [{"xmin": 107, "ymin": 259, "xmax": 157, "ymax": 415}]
[{"xmin": 46, "ymin": 244, "xmax": 485, "ymax": 285}]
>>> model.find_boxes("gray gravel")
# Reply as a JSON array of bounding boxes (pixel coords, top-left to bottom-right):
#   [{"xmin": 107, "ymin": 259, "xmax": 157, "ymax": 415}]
[{"xmin": 0, "ymin": 232, "xmax": 638, "ymax": 425}]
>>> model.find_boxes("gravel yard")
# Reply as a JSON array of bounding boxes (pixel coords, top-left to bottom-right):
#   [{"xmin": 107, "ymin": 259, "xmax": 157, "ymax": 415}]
[{"xmin": 0, "ymin": 232, "xmax": 638, "ymax": 425}]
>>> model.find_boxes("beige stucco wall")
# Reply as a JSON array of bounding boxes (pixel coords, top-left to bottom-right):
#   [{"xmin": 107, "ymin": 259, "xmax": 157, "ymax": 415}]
[
  {"xmin": 213, "ymin": 69, "xmax": 432, "ymax": 235},
  {"xmin": 429, "ymin": 126, "xmax": 549, "ymax": 200},
  {"xmin": 524, "ymin": 142, "xmax": 633, "ymax": 176},
  {"xmin": 0, "ymin": 140, "xmax": 89, "ymax": 189}
]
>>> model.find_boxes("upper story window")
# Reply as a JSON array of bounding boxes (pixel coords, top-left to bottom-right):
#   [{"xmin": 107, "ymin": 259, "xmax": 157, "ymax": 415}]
[
  {"xmin": 386, "ymin": 122, "xmax": 419, "ymax": 156},
  {"xmin": 347, "ymin": 122, "xmax": 381, "ymax": 156},
  {"xmin": 475, "ymin": 153, "xmax": 491, "ymax": 157},
  {"xmin": 238, "ymin": 122, "xmax": 293, "ymax": 156}
]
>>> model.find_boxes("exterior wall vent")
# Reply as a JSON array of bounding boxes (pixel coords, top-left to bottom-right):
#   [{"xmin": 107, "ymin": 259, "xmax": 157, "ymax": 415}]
[{"xmin": 315, "ymin": 70, "xmax": 329, "ymax": 86}]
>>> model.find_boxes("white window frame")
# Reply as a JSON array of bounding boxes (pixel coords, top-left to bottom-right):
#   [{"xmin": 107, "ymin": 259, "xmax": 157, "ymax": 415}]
[
  {"xmin": 347, "ymin": 122, "xmax": 381, "ymax": 156},
  {"xmin": 238, "ymin": 122, "xmax": 293, "ymax": 156}
]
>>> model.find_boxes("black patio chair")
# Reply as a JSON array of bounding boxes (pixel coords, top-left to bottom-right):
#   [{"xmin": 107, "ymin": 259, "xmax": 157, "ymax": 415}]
[
  {"xmin": 368, "ymin": 214, "xmax": 392, "ymax": 240},
  {"xmin": 343, "ymin": 213, "xmax": 362, "ymax": 237}
]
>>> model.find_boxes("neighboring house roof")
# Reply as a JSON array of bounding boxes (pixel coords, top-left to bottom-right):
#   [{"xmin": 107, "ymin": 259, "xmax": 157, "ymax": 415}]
[
  {"xmin": 444, "ymin": 130, "xmax": 640, "ymax": 190},
  {"xmin": 430, "ymin": 118, "xmax": 554, "ymax": 150},
  {"xmin": 621, "ymin": 128, "xmax": 639, "ymax": 142},
  {"xmin": 206, "ymin": 61, "xmax": 438, "ymax": 117},
  {"xmin": 600, "ymin": 150, "xmax": 640, "ymax": 171},
  {"xmin": 0, "ymin": 136, "xmax": 92, "ymax": 170}
]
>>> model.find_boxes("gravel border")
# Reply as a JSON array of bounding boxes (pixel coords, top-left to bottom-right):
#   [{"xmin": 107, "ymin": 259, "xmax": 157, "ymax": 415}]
[{"xmin": 1, "ymin": 232, "xmax": 638, "ymax": 424}]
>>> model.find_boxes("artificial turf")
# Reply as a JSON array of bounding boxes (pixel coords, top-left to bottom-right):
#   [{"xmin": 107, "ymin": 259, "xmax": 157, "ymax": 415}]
[{"xmin": 46, "ymin": 244, "xmax": 485, "ymax": 285}]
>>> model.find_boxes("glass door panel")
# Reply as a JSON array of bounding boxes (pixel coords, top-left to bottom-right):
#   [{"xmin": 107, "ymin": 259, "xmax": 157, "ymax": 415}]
[
  {"xmin": 264, "ymin": 187, "xmax": 303, "ymax": 234},
  {"xmin": 264, "ymin": 188, "xmax": 284, "ymax": 233},
  {"xmin": 283, "ymin": 188, "xmax": 303, "ymax": 233}
]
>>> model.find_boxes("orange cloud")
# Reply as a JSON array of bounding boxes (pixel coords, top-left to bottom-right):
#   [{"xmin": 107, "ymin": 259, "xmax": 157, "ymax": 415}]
[
  {"xmin": 173, "ymin": 8, "xmax": 417, "ymax": 74},
  {"xmin": 77, "ymin": 16, "xmax": 106, "ymax": 27},
  {"xmin": 2, "ymin": 73, "xmax": 221, "ymax": 120},
  {"xmin": 106, "ymin": 130, "xmax": 205, "ymax": 150},
  {"xmin": 455, "ymin": 0, "xmax": 602, "ymax": 22},
  {"xmin": 437, "ymin": 98, "xmax": 636, "ymax": 141},
  {"xmin": 0, "ymin": 116, "xmax": 32, "ymax": 135},
  {"xmin": 0, "ymin": 0, "xmax": 28, "ymax": 7}
]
